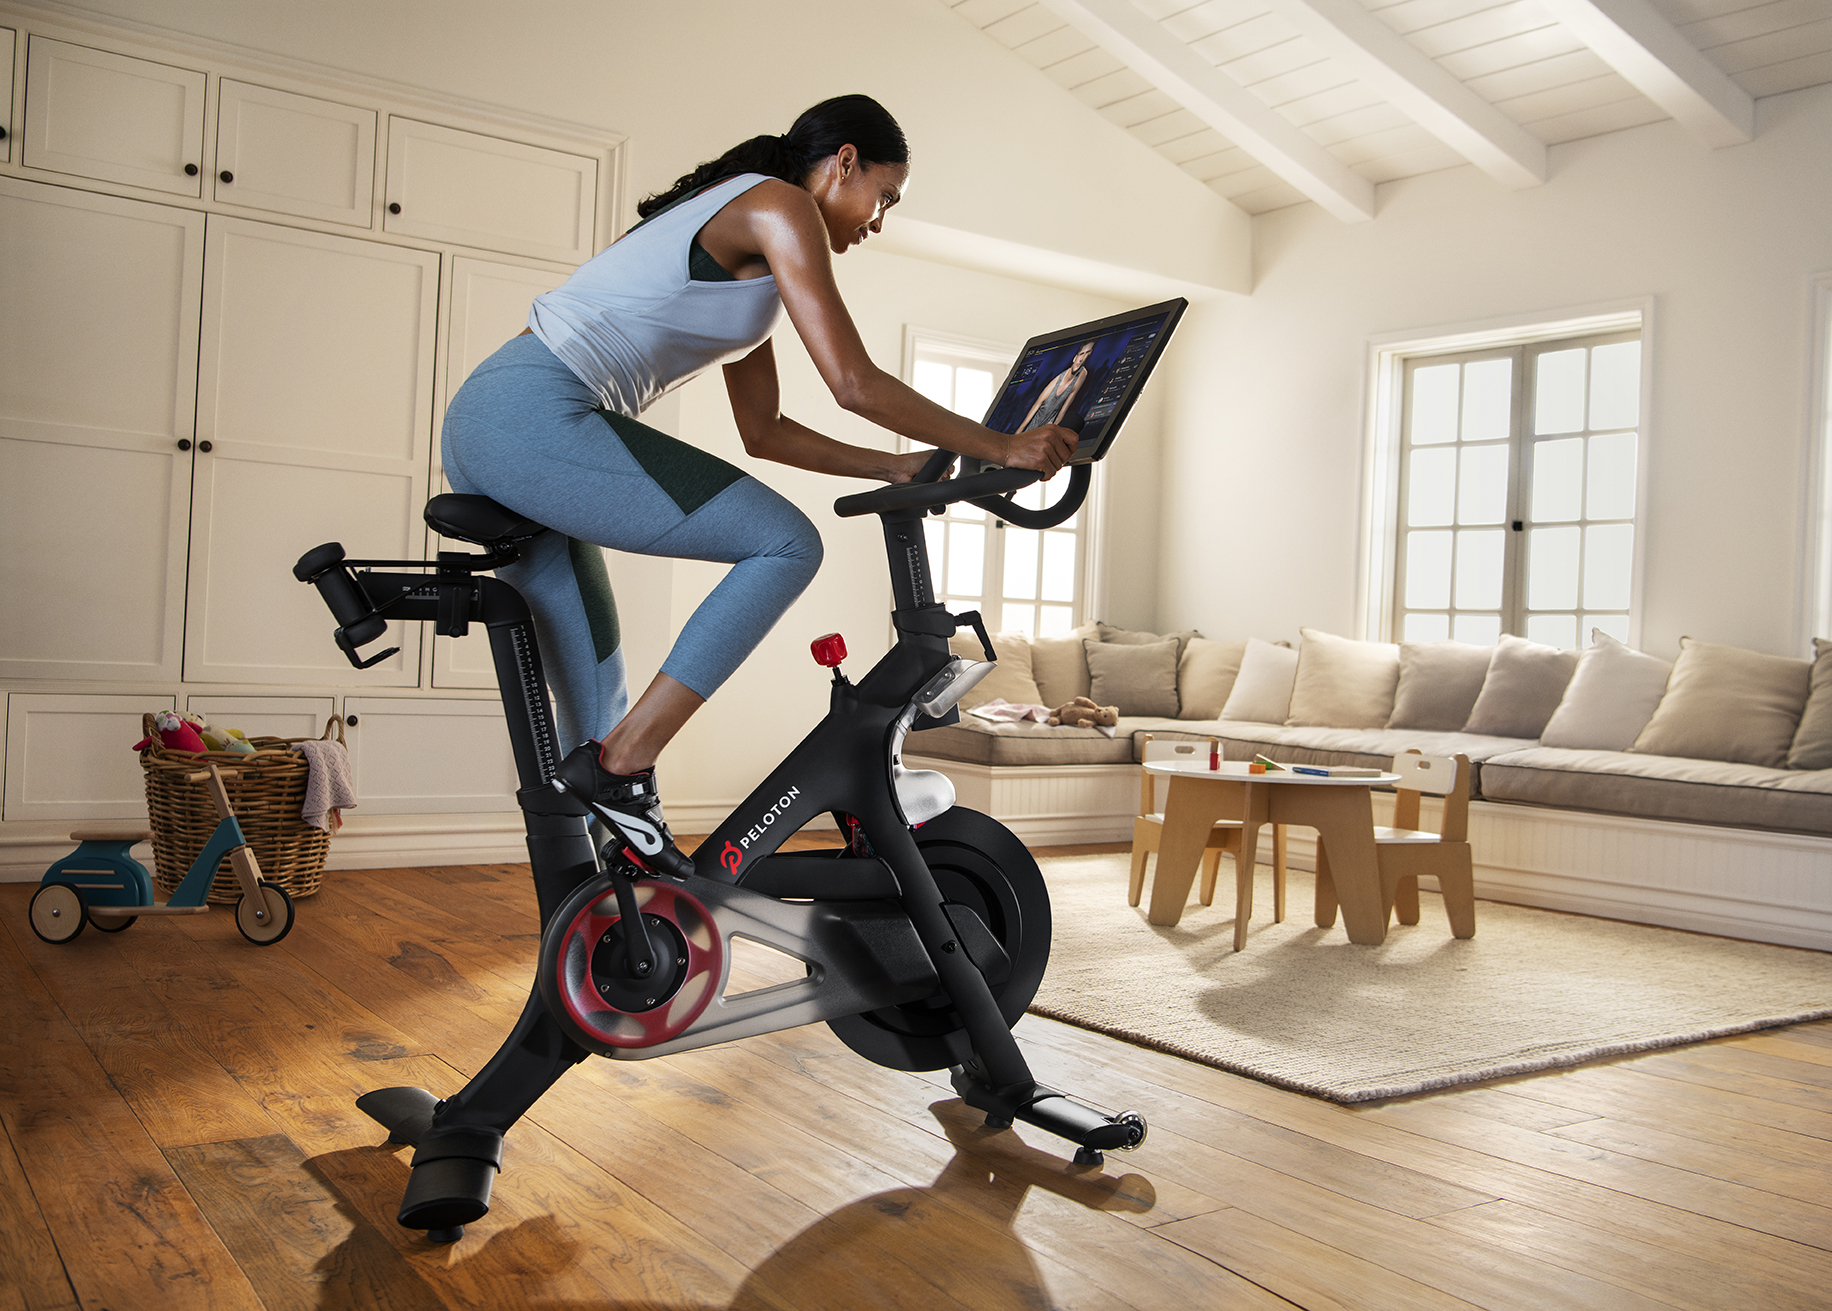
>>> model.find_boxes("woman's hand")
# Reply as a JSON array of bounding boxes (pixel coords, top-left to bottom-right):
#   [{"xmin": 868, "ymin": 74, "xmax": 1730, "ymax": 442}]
[
  {"xmin": 1000, "ymin": 424, "xmax": 1080, "ymax": 478},
  {"xmin": 885, "ymin": 449, "xmax": 954, "ymax": 484}
]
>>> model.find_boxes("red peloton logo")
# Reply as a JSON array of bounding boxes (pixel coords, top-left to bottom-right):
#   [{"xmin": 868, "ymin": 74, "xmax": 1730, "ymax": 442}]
[{"xmin": 720, "ymin": 842, "xmax": 742, "ymax": 876}]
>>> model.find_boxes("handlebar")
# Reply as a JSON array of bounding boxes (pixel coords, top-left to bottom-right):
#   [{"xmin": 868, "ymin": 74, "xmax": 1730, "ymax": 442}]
[{"xmin": 833, "ymin": 453, "xmax": 1090, "ymax": 529}]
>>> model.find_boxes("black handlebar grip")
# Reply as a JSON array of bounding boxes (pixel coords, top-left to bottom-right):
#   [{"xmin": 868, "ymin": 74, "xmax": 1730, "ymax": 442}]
[
  {"xmin": 294, "ymin": 543, "xmax": 388, "ymax": 646},
  {"xmin": 914, "ymin": 447, "xmax": 956, "ymax": 484}
]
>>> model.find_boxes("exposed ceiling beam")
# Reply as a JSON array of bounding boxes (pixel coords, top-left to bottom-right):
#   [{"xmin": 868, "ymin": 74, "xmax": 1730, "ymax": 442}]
[
  {"xmin": 1265, "ymin": 0, "xmax": 1547, "ymax": 189},
  {"xmin": 1535, "ymin": 0, "xmax": 1754, "ymax": 148},
  {"xmin": 1036, "ymin": 0, "xmax": 1376, "ymax": 223}
]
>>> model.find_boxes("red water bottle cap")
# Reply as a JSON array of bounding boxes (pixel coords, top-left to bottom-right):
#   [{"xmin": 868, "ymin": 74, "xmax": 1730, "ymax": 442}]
[{"xmin": 811, "ymin": 633, "xmax": 847, "ymax": 667}]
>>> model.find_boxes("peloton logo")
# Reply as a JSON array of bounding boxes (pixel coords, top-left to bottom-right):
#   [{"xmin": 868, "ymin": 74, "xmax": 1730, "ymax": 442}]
[
  {"xmin": 719, "ymin": 842, "xmax": 742, "ymax": 875},
  {"xmin": 738, "ymin": 787, "xmax": 801, "ymax": 851}
]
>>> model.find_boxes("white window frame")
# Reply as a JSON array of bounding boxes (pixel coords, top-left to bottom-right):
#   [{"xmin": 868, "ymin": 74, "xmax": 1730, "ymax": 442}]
[
  {"xmin": 900, "ymin": 325, "xmax": 1105, "ymax": 634},
  {"xmin": 1801, "ymin": 271, "xmax": 1832, "ymax": 650},
  {"xmin": 1359, "ymin": 301, "xmax": 1653, "ymax": 645}
]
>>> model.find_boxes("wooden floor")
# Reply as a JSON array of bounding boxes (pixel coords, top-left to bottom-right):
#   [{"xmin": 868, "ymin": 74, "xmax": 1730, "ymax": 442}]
[{"xmin": 3, "ymin": 842, "xmax": 1830, "ymax": 1311}]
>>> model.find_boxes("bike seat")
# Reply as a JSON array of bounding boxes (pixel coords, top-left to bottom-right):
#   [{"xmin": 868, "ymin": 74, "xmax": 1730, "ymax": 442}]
[{"xmin": 424, "ymin": 494, "xmax": 549, "ymax": 547}]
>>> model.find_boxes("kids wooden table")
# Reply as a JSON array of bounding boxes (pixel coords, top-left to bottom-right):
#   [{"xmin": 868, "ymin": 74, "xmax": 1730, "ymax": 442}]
[{"xmin": 1141, "ymin": 759, "xmax": 1401, "ymax": 946}]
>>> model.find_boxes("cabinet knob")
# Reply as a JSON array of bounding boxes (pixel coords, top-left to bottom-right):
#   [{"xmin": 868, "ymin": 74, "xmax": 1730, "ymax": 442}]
[
  {"xmin": 198, "ymin": 440, "xmax": 214, "ymax": 453},
  {"xmin": 388, "ymin": 202, "xmax": 401, "ymax": 215},
  {"xmin": 219, "ymin": 169, "xmax": 233, "ymax": 184},
  {"xmin": 184, "ymin": 163, "xmax": 199, "ymax": 176},
  {"xmin": 0, "ymin": 126, "xmax": 9, "ymax": 141},
  {"xmin": 177, "ymin": 438, "xmax": 192, "ymax": 451},
  {"xmin": 345, "ymin": 714, "xmax": 359, "ymax": 726}
]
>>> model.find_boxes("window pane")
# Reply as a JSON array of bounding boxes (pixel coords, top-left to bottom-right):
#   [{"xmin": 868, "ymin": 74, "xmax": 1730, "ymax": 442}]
[
  {"xmin": 1015, "ymin": 481, "xmax": 1044, "ymax": 511},
  {"xmin": 1454, "ymin": 529, "xmax": 1505, "ymax": 609},
  {"xmin": 1003, "ymin": 527, "xmax": 1038, "ymax": 600},
  {"xmin": 1527, "ymin": 525, "xmax": 1581, "ymax": 610},
  {"xmin": 1531, "ymin": 437, "xmax": 1584, "ymax": 522},
  {"xmin": 1458, "ymin": 444, "xmax": 1509, "ymax": 525},
  {"xmin": 954, "ymin": 367, "xmax": 994, "ymax": 420},
  {"xmin": 913, "ymin": 359, "xmax": 952, "ymax": 407},
  {"xmin": 1587, "ymin": 614, "xmax": 1631, "ymax": 645},
  {"xmin": 1461, "ymin": 358, "xmax": 1512, "ymax": 442},
  {"xmin": 952, "ymin": 502, "xmax": 984, "ymax": 521},
  {"xmin": 1041, "ymin": 531, "xmax": 1076, "ymax": 602},
  {"xmin": 947, "ymin": 522, "xmax": 984, "ymax": 597},
  {"xmin": 1584, "ymin": 523, "xmax": 1634, "ymax": 610},
  {"xmin": 1587, "ymin": 431, "xmax": 1637, "ymax": 520},
  {"xmin": 1408, "ymin": 448, "xmax": 1456, "ymax": 527},
  {"xmin": 1526, "ymin": 613, "xmax": 1578, "ymax": 649},
  {"xmin": 1000, "ymin": 603, "xmax": 1035, "ymax": 637},
  {"xmin": 1410, "ymin": 364, "xmax": 1459, "ymax": 445},
  {"xmin": 1453, "ymin": 613, "xmax": 1500, "ymax": 645},
  {"xmin": 1405, "ymin": 530, "xmax": 1452, "ymax": 609},
  {"xmin": 1038, "ymin": 605, "xmax": 1073, "ymax": 637},
  {"xmin": 1588, "ymin": 341, "xmax": 1640, "ymax": 430},
  {"xmin": 1403, "ymin": 612, "xmax": 1449, "ymax": 641},
  {"xmin": 1535, "ymin": 348, "xmax": 1586, "ymax": 434}
]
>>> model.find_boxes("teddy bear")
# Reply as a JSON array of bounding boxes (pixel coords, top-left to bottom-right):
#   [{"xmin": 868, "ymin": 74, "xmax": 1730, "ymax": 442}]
[
  {"xmin": 1048, "ymin": 696, "xmax": 1119, "ymax": 729},
  {"xmin": 133, "ymin": 710, "xmax": 207, "ymax": 754},
  {"xmin": 186, "ymin": 711, "xmax": 256, "ymax": 755}
]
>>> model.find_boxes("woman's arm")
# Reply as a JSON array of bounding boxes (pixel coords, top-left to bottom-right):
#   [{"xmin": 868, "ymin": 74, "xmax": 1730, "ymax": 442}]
[
  {"xmin": 1015, "ymin": 381, "xmax": 1049, "ymax": 434},
  {"xmin": 723, "ymin": 340, "xmax": 935, "ymax": 482}
]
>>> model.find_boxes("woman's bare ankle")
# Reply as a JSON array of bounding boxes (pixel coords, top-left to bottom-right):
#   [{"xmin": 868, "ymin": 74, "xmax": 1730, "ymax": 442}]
[{"xmin": 598, "ymin": 739, "xmax": 654, "ymax": 777}]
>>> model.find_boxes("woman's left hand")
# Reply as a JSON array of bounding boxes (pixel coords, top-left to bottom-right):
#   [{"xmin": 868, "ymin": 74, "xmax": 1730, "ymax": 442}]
[{"xmin": 886, "ymin": 449, "xmax": 954, "ymax": 484}]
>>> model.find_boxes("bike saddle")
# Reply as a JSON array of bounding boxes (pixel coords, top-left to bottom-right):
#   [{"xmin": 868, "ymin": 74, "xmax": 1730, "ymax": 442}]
[{"xmin": 424, "ymin": 494, "xmax": 550, "ymax": 548}]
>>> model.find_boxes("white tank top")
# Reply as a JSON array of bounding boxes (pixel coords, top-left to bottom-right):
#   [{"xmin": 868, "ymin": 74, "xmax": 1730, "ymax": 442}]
[{"xmin": 527, "ymin": 173, "xmax": 785, "ymax": 415}]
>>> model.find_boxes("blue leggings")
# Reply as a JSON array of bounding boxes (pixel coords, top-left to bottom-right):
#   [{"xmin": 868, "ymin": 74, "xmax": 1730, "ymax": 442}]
[{"xmin": 441, "ymin": 333, "xmax": 822, "ymax": 747}]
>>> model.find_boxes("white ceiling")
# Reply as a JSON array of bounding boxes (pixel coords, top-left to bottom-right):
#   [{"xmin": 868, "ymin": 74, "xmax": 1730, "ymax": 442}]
[{"xmin": 939, "ymin": 0, "xmax": 1832, "ymax": 215}]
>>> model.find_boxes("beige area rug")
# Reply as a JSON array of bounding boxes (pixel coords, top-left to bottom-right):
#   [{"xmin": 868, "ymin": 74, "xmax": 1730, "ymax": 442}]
[{"xmin": 1029, "ymin": 853, "xmax": 1832, "ymax": 1103}]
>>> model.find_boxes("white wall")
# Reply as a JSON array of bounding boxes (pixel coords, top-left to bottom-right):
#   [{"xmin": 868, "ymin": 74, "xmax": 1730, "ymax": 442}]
[{"xmin": 1157, "ymin": 82, "xmax": 1832, "ymax": 663}]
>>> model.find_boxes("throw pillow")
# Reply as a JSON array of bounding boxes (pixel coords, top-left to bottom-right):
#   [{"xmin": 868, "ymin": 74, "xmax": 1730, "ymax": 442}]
[
  {"xmin": 1387, "ymin": 641, "xmax": 1493, "ymax": 731},
  {"xmin": 1220, "ymin": 637, "xmax": 1300, "ymax": 724},
  {"xmin": 1083, "ymin": 638, "xmax": 1180, "ymax": 718},
  {"xmin": 1177, "ymin": 638, "xmax": 1248, "ymax": 720},
  {"xmin": 1462, "ymin": 634, "xmax": 1581, "ymax": 739},
  {"xmin": 1631, "ymin": 637, "xmax": 1811, "ymax": 768},
  {"xmin": 1285, "ymin": 628, "xmax": 1401, "ymax": 729},
  {"xmin": 1096, "ymin": 622, "xmax": 1202, "ymax": 660},
  {"xmin": 947, "ymin": 631, "xmax": 1042, "ymax": 709},
  {"xmin": 1788, "ymin": 638, "xmax": 1832, "ymax": 770},
  {"xmin": 1029, "ymin": 621, "xmax": 1099, "ymax": 707},
  {"xmin": 1540, "ymin": 630, "xmax": 1674, "ymax": 751}
]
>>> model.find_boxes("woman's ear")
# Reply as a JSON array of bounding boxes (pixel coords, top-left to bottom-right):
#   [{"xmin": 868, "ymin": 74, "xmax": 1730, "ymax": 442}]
[{"xmin": 835, "ymin": 142, "xmax": 859, "ymax": 180}]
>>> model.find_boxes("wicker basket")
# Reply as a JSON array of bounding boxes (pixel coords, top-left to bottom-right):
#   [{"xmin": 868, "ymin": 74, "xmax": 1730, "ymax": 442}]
[{"xmin": 140, "ymin": 713, "xmax": 343, "ymax": 903}]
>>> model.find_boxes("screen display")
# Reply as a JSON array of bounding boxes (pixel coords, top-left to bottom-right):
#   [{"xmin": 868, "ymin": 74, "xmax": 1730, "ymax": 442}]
[{"xmin": 982, "ymin": 309, "xmax": 1175, "ymax": 453}]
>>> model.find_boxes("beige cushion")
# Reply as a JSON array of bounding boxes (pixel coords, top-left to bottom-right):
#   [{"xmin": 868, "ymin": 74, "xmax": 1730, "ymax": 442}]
[
  {"xmin": 1631, "ymin": 637, "xmax": 1811, "ymax": 768},
  {"xmin": 947, "ymin": 631, "xmax": 1042, "ymax": 709},
  {"xmin": 1177, "ymin": 638, "xmax": 1248, "ymax": 720},
  {"xmin": 1221, "ymin": 638, "xmax": 1300, "ymax": 723},
  {"xmin": 1097, "ymin": 622, "xmax": 1201, "ymax": 660},
  {"xmin": 1387, "ymin": 641, "xmax": 1493, "ymax": 731},
  {"xmin": 1787, "ymin": 638, "xmax": 1832, "ymax": 770},
  {"xmin": 1286, "ymin": 627, "xmax": 1400, "ymax": 729},
  {"xmin": 1463, "ymin": 634, "xmax": 1580, "ymax": 739},
  {"xmin": 1540, "ymin": 630, "xmax": 1674, "ymax": 751},
  {"xmin": 1084, "ymin": 638, "xmax": 1180, "ymax": 718},
  {"xmin": 1029, "ymin": 621, "xmax": 1099, "ymax": 706}
]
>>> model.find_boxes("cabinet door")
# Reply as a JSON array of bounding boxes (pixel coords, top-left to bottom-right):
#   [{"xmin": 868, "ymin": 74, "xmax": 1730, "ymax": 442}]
[
  {"xmin": 184, "ymin": 695, "xmax": 336, "ymax": 742},
  {"xmin": 1, "ymin": 29, "xmax": 15, "ymax": 163},
  {"xmin": 433, "ymin": 256, "xmax": 570, "ymax": 689},
  {"xmin": 0, "ymin": 178, "xmax": 203, "ymax": 682},
  {"xmin": 384, "ymin": 117, "xmax": 596, "ymax": 263},
  {"xmin": 214, "ymin": 79, "xmax": 377, "ymax": 226},
  {"xmin": 185, "ymin": 216, "xmax": 438, "ymax": 687},
  {"xmin": 3, "ymin": 693, "xmax": 175, "ymax": 822},
  {"xmin": 343, "ymin": 697, "xmax": 518, "ymax": 813},
  {"xmin": 22, "ymin": 36, "xmax": 205, "ymax": 196}
]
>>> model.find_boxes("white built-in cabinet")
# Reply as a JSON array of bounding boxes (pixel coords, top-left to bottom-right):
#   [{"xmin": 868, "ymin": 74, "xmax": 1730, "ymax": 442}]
[{"xmin": 0, "ymin": 11, "xmax": 620, "ymax": 851}]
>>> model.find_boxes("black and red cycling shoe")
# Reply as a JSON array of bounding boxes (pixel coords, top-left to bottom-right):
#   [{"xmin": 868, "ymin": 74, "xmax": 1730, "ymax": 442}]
[{"xmin": 550, "ymin": 742, "xmax": 694, "ymax": 880}]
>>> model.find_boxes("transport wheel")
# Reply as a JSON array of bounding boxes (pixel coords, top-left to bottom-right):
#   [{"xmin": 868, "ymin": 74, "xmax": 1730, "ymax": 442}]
[
  {"xmin": 828, "ymin": 808, "xmax": 1051, "ymax": 1071},
  {"xmin": 30, "ymin": 882, "xmax": 88, "ymax": 944},
  {"xmin": 237, "ymin": 882, "xmax": 295, "ymax": 945},
  {"xmin": 89, "ymin": 911, "xmax": 137, "ymax": 932}
]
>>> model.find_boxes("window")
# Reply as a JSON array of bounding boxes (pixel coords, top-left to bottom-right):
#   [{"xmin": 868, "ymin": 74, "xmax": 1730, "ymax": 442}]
[
  {"xmin": 904, "ymin": 331, "xmax": 1093, "ymax": 637},
  {"xmin": 1390, "ymin": 328, "xmax": 1642, "ymax": 650},
  {"xmin": 1805, "ymin": 271, "xmax": 1832, "ymax": 647}
]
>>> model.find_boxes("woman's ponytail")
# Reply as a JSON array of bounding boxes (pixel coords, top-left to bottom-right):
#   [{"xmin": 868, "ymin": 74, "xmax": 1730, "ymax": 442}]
[{"xmin": 636, "ymin": 95, "xmax": 908, "ymax": 219}]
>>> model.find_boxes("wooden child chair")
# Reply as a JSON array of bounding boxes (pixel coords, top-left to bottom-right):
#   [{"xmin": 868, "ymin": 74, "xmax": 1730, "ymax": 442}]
[{"xmin": 1317, "ymin": 750, "xmax": 1476, "ymax": 938}]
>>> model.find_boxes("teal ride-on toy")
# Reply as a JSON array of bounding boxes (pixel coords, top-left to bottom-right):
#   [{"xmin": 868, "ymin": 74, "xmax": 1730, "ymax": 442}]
[{"xmin": 30, "ymin": 762, "xmax": 295, "ymax": 946}]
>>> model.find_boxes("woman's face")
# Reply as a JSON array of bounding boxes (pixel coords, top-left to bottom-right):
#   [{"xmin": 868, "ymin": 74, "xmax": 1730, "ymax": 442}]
[
  {"xmin": 811, "ymin": 145, "xmax": 910, "ymax": 255},
  {"xmin": 1071, "ymin": 343, "xmax": 1093, "ymax": 370}
]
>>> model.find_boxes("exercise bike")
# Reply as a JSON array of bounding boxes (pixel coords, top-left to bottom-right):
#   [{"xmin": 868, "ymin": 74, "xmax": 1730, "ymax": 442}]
[{"xmin": 294, "ymin": 446, "xmax": 1144, "ymax": 1244}]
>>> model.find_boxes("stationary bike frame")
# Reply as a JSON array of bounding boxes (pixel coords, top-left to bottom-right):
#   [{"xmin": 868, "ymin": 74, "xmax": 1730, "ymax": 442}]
[{"xmin": 295, "ymin": 451, "xmax": 1139, "ymax": 1242}]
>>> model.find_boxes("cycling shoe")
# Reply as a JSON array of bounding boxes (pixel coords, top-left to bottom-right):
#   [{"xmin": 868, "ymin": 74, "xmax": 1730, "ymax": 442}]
[{"xmin": 551, "ymin": 742, "xmax": 694, "ymax": 879}]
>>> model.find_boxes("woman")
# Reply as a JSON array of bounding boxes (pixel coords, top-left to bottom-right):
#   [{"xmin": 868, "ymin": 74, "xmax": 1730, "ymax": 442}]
[
  {"xmin": 1015, "ymin": 339, "xmax": 1093, "ymax": 433},
  {"xmin": 441, "ymin": 95, "xmax": 1079, "ymax": 874}
]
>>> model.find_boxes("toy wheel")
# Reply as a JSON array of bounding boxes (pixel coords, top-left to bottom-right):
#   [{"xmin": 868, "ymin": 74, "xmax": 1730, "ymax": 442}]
[
  {"xmin": 30, "ymin": 882, "xmax": 88, "ymax": 944},
  {"xmin": 89, "ymin": 911, "xmax": 137, "ymax": 933},
  {"xmin": 236, "ymin": 882, "xmax": 294, "ymax": 945}
]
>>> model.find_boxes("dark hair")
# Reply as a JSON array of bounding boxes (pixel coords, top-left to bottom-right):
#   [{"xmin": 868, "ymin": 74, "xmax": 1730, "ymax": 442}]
[{"xmin": 636, "ymin": 94, "xmax": 909, "ymax": 219}]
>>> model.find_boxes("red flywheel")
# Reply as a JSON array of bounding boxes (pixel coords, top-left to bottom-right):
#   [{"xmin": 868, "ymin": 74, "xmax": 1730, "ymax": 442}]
[{"xmin": 545, "ymin": 880, "xmax": 725, "ymax": 1051}]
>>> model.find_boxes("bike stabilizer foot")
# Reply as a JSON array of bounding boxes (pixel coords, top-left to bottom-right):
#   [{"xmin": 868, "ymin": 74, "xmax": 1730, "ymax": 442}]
[
  {"xmin": 398, "ymin": 1126, "xmax": 503, "ymax": 1236},
  {"xmin": 951, "ymin": 1068, "xmax": 1147, "ymax": 1162},
  {"xmin": 356, "ymin": 1086, "xmax": 441, "ymax": 1146}
]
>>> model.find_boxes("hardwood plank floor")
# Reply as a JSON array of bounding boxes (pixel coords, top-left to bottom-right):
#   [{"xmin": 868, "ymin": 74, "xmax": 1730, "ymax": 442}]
[{"xmin": 3, "ymin": 844, "xmax": 1828, "ymax": 1310}]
